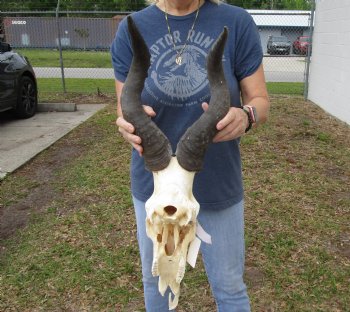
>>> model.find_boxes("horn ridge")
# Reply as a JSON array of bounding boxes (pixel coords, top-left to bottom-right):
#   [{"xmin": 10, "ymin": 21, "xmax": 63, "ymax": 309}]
[
  {"xmin": 121, "ymin": 16, "xmax": 172, "ymax": 171},
  {"xmin": 176, "ymin": 27, "xmax": 230, "ymax": 172}
]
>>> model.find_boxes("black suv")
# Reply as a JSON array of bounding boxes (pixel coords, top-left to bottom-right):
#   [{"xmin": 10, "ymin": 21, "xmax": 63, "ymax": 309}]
[
  {"xmin": 267, "ymin": 35, "xmax": 291, "ymax": 55},
  {"xmin": 0, "ymin": 42, "xmax": 38, "ymax": 118}
]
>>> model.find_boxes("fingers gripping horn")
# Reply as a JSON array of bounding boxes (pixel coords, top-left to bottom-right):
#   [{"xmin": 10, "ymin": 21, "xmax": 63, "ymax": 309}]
[
  {"xmin": 176, "ymin": 27, "xmax": 230, "ymax": 172},
  {"xmin": 121, "ymin": 16, "xmax": 172, "ymax": 171}
]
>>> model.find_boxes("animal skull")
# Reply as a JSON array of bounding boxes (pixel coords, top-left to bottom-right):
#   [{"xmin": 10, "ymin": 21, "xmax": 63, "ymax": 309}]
[
  {"xmin": 145, "ymin": 157, "xmax": 199, "ymax": 309},
  {"xmin": 121, "ymin": 16, "xmax": 229, "ymax": 310}
]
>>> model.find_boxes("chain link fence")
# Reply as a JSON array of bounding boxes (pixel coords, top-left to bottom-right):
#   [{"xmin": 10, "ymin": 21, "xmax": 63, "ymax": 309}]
[
  {"xmin": 252, "ymin": 11, "xmax": 313, "ymax": 83},
  {"xmin": 0, "ymin": 8, "xmax": 314, "ymax": 97}
]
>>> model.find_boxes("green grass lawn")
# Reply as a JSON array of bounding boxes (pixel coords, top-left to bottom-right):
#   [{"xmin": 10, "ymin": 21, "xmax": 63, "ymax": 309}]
[
  {"xmin": 0, "ymin": 95, "xmax": 349, "ymax": 311},
  {"xmin": 37, "ymin": 78, "xmax": 304, "ymax": 103},
  {"xmin": 16, "ymin": 48, "xmax": 112, "ymax": 68},
  {"xmin": 266, "ymin": 82, "xmax": 304, "ymax": 95},
  {"xmin": 38, "ymin": 78, "xmax": 115, "ymax": 95},
  {"xmin": 13, "ymin": 48, "xmax": 305, "ymax": 96},
  {"xmin": 17, "ymin": 48, "xmax": 305, "ymax": 95}
]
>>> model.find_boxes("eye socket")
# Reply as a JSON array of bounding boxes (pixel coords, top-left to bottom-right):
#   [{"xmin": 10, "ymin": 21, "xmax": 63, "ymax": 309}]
[{"xmin": 164, "ymin": 205, "xmax": 177, "ymax": 216}]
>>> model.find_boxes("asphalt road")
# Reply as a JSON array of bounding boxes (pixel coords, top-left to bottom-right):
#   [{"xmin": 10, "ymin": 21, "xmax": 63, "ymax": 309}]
[{"xmin": 33, "ymin": 56, "xmax": 307, "ymax": 83}]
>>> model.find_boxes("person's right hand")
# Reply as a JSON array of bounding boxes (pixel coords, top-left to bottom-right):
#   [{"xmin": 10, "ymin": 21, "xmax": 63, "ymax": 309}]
[{"xmin": 116, "ymin": 105, "xmax": 156, "ymax": 156}]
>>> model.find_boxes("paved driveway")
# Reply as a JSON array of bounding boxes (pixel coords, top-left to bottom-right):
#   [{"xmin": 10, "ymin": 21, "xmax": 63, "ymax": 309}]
[
  {"xmin": 0, "ymin": 104, "xmax": 106, "ymax": 179},
  {"xmin": 263, "ymin": 56, "xmax": 306, "ymax": 82}
]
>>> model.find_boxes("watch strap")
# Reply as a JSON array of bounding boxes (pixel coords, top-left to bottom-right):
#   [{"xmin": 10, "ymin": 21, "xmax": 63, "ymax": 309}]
[{"xmin": 242, "ymin": 105, "xmax": 257, "ymax": 133}]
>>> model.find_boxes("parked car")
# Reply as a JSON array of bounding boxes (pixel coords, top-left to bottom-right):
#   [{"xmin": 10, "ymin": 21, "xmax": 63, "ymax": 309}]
[
  {"xmin": 0, "ymin": 42, "xmax": 38, "ymax": 118},
  {"xmin": 293, "ymin": 36, "xmax": 311, "ymax": 55},
  {"xmin": 267, "ymin": 35, "xmax": 291, "ymax": 55}
]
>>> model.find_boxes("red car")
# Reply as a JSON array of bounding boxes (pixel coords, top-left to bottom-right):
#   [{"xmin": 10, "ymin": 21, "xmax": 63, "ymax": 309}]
[{"xmin": 293, "ymin": 36, "xmax": 311, "ymax": 55}]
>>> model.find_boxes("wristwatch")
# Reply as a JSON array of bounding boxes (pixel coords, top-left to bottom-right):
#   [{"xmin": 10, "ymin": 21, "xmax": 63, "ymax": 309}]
[{"xmin": 242, "ymin": 105, "xmax": 258, "ymax": 133}]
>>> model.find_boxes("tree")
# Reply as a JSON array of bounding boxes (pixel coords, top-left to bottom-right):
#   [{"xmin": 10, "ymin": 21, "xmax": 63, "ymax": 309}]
[
  {"xmin": 0, "ymin": 0, "xmax": 311, "ymax": 12},
  {"xmin": 0, "ymin": 0, "xmax": 147, "ymax": 12},
  {"xmin": 226, "ymin": 0, "xmax": 312, "ymax": 10},
  {"xmin": 282, "ymin": 0, "xmax": 312, "ymax": 10}
]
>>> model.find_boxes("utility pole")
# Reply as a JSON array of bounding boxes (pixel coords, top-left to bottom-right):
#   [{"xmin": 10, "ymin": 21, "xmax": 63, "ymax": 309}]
[
  {"xmin": 304, "ymin": 0, "xmax": 315, "ymax": 100},
  {"xmin": 56, "ymin": 0, "xmax": 66, "ymax": 93}
]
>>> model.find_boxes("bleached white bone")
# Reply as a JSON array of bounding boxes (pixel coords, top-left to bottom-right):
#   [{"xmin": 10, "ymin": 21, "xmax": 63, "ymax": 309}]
[{"xmin": 145, "ymin": 156, "xmax": 199, "ymax": 310}]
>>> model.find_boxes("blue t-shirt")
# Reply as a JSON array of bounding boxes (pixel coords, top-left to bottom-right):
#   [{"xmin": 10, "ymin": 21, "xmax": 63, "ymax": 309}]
[{"xmin": 111, "ymin": 1, "xmax": 262, "ymax": 210}]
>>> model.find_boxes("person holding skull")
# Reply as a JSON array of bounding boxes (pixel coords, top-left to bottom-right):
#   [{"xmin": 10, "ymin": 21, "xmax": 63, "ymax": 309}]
[{"xmin": 111, "ymin": 0, "xmax": 270, "ymax": 311}]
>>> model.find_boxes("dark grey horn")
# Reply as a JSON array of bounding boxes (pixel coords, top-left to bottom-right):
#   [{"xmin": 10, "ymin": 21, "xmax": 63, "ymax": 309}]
[
  {"xmin": 121, "ymin": 16, "xmax": 172, "ymax": 171},
  {"xmin": 176, "ymin": 27, "xmax": 230, "ymax": 172}
]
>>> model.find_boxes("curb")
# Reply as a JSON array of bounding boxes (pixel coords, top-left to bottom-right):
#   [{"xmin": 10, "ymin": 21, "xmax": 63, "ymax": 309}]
[
  {"xmin": 0, "ymin": 172, "xmax": 6, "ymax": 180},
  {"xmin": 37, "ymin": 103, "xmax": 77, "ymax": 112}
]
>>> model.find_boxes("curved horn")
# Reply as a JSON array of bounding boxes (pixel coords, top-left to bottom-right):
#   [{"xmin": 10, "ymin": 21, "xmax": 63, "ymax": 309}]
[
  {"xmin": 176, "ymin": 27, "xmax": 230, "ymax": 172},
  {"xmin": 121, "ymin": 16, "xmax": 172, "ymax": 171}
]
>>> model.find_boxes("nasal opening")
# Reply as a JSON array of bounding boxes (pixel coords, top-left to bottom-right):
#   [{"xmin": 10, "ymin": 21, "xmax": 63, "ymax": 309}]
[{"xmin": 164, "ymin": 205, "xmax": 177, "ymax": 215}]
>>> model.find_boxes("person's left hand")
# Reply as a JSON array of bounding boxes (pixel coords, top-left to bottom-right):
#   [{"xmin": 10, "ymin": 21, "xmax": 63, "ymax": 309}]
[{"xmin": 202, "ymin": 102, "xmax": 248, "ymax": 142}]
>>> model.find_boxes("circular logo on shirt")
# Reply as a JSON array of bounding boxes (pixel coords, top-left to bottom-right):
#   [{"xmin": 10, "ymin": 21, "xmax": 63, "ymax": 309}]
[{"xmin": 150, "ymin": 45, "xmax": 209, "ymax": 102}]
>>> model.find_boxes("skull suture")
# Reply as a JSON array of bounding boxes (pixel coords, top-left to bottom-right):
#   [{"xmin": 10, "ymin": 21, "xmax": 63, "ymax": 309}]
[{"xmin": 121, "ymin": 17, "xmax": 229, "ymax": 310}]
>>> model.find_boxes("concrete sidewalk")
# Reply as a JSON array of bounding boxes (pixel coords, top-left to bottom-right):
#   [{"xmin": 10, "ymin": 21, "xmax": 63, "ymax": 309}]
[{"xmin": 0, "ymin": 104, "xmax": 106, "ymax": 179}]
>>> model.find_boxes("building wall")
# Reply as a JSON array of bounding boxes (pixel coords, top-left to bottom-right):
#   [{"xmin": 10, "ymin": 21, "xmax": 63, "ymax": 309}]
[
  {"xmin": 4, "ymin": 13, "xmax": 310, "ymax": 53},
  {"xmin": 308, "ymin": 0, "xmax": 350, "ymax": 124},
  {"xmin": 3, "ymin": 17, "xmax": 121, "ymax": 49}
]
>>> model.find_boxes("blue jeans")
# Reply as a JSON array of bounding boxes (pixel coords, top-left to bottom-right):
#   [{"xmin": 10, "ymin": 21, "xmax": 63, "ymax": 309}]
[{"xmin": 132, "ymin": 196, "xmax": 250, "ymax": 312}]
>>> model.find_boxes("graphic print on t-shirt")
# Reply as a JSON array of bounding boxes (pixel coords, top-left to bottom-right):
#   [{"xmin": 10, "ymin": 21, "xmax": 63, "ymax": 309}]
[
  {"xmin": 144, "ymin": 30, "xmax": 222, "ymax": 107},
  {"xmin": 151, "ymin": 45, "xmax": 207, "ymax": 100}
]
